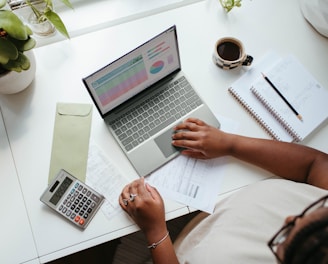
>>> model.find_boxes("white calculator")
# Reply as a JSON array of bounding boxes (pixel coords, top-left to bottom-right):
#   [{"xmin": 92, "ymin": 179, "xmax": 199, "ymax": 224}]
[{"xmin": 40, "ymin": 169, "xmax": 104, "ymax": 229}]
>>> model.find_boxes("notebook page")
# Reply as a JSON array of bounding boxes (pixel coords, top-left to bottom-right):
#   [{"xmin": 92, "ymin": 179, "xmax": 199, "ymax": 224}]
[
  {"xmin": 251, "ymin": 55, "xmax": 328, "ymax": 142},
  {"xmin": 228, "ymin": 52, "xmax": 294, "ymax": 142}
]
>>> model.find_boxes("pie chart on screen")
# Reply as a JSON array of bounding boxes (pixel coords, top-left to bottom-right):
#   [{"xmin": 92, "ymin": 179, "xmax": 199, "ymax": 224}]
[{"xmin": 150, "ymin": 60, "xmax": 164, "ymax": 74}]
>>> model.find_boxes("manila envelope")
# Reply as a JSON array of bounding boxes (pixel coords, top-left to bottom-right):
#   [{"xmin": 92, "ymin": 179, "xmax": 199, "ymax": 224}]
[{"xmin": 48, "ymin": 103, "xmax": 92, "ymax": 184}]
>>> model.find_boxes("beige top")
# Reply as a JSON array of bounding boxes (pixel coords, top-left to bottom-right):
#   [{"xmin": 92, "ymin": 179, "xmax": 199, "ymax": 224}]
[{"xmin": 174, "ymin": 179, "xmax": 327, "ymax": 263}]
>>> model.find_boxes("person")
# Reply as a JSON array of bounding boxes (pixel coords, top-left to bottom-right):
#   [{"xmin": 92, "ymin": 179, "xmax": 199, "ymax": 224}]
[{"xmin": 119, "ymin": 118, "xmax": 328, "ymax": 264}]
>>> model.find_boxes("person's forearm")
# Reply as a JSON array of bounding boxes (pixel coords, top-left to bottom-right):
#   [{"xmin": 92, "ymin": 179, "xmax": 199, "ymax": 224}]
[{"xmin": 226, "ymin": 133, "xmax": 328, "ymax": 187}]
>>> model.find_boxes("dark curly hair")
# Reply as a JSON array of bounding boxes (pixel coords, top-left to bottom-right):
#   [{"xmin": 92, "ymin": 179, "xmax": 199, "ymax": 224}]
[{"xmin": 283, "ymin": 218, "xmax": 328, "ymax": 264}]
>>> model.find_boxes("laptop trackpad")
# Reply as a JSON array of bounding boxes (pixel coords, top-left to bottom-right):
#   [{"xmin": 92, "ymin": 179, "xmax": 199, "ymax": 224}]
[{"xmin": 154, "ymin": 128, "xmax": 181, "ymax": 158}]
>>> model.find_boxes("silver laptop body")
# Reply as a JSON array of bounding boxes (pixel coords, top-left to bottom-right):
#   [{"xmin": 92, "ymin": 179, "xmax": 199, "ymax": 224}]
[{"xmin": 83, "ymin": 25, "xmax": 220, "ymax": 176}]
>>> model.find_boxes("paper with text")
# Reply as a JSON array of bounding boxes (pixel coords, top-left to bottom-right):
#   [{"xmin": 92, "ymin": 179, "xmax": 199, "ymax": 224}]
[
  {"xmin": 86, "ymin": 142, "xmax": 129, "ymax": 219},
  {"xmin": 146, "ymin": 115, "xmax": 238, "ymax": 213}
]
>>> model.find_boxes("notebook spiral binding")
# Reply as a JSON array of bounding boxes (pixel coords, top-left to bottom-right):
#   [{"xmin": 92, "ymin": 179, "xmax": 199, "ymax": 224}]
[
  {"xmin": 228, "ymin": 88, "xmax": 282, "ymax": 141},
  {"xmin": 250, "ymin": 87, "xmax": 302, "ymax": 142}
]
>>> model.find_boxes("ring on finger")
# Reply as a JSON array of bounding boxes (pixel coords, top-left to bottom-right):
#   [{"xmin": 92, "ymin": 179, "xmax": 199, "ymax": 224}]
[
  {"xmin": 123, "ymin": 199, "xmax": 129, "ymax": 206},
  {"xmin": 129, "ymin": 193, "xmax": 138, "ymax": 202}
]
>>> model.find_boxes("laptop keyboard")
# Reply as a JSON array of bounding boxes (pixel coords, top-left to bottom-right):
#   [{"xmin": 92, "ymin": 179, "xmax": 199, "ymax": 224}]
[{"xmin": 109, "ymin": 76, "xmax": 202, "ymax": 151}]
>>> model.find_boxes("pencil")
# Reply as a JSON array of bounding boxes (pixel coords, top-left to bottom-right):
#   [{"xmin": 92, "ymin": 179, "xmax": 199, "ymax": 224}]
[{"xmin": 261, "ymin": 72, "xmax": 303, "ymax": 121}]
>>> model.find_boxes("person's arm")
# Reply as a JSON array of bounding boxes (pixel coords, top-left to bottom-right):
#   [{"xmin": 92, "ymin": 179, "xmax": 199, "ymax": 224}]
[
  {"xmin": 119, "ymin": 178, "xmax": 179, "ymax": 264},
  {"xmin": 172, "ymin": 118, "xmax": 328, "ymax": 189}
]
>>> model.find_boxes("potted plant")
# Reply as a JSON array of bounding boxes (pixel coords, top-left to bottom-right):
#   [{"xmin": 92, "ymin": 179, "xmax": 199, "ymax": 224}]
[
  {"xmin": 0, "ymin": 0, "xmax": 36, "ymax": 73},
  {"xmin": 0, "ymin": 0, "xmax": 72, "ymax": 93},
  {"xmin": 26, "ymin": 0, "xmax": 73, "ymax": 38},
  {"xmin": 0, "ymin": 0, "xmax": 37, "ymax": 93},
  {"xmin": 219, "ymin": 0, "xmax": 242, "ymax": 12}
]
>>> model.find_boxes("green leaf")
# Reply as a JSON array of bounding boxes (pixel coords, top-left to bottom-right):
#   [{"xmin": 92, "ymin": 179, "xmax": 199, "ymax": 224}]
[
  {"xmin": 219, "ymin": 0, "xmax": 242, "ymax": 12},
  {"xmin": 44, "ymin": 9, "xmax": 70, "ymax": 39},
  {"xmin": 9, "ymin": 36, "xmax": 36, "ymax": 52},
  {"xmin": 26, "ymin": 0, "xmax": 44, "ymax": 21},
  {"xmin": 22, "ymin": 37, "xmax": 36, "ymax": 51},
  {"xmin": 2, "ymin": 52, "xmax": 30, "ymax": 72},
  {"xmin": 0, "ymin": 37, "xmax": 18, "ymax": 64},
  {"xmin": 60, "ymin": 0, "xmax": 74, "ymax": 9},
  {"xmin": 25, "ymin": 24, "xmax": 33, "ymax": 36},
  {"xmin": 0, "ymin": 10, "xmax": 28, "ymax": 40},
  {"xmin": 0, "ymin": 0, "xmax": 6, "ymax": 9},
  {"xmin": 44, "ymin": 0, "xmax": 53, "ymax": 9}
]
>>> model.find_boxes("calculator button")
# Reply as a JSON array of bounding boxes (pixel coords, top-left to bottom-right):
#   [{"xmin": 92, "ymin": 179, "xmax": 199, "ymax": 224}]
[
  {"xmin": 74, "ymin": 215, "xmax": 80, "ymax": 222},
  {"xmin": 79, "ymin": 218, "xmax": 85, "ymax": 225},
  {"xmin": 91, "ymin": 194, "xmax": 100, "ymax": 203}
]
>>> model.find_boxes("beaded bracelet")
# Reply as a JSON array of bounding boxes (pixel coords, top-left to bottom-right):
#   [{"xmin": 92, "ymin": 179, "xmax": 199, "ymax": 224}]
[{"xmin": 147, "ymin": 231, "xmax": 170, "ymax": 249}]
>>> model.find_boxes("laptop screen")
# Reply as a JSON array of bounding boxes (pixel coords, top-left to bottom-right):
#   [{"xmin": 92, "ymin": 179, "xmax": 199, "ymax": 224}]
[{"xmin": 83, "ymin": 25, "xmax": 181, "ymax": 117}]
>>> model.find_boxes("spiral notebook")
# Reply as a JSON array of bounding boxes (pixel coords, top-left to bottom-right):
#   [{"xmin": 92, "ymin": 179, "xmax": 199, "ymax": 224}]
[{"xmin": 229, "ymin": 52, "xmax": 328, "ymax": 142}]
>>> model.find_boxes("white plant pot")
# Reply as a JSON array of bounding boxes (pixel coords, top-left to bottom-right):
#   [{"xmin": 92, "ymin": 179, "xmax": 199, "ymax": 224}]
[{"xmin": 0, "ymin": 50, "xmax": 36, "ymax": 94}]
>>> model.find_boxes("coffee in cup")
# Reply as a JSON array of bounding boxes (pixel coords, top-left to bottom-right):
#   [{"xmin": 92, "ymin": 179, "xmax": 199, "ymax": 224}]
[{"xmin": 212, "ymin": 37, "xmax": 253, "ymax": 70}]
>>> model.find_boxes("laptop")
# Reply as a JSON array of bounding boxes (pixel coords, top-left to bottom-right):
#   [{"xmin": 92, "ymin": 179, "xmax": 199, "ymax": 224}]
[{"xmin": 83, "ymin": 25, "xmax": 220, "ymax": 176}]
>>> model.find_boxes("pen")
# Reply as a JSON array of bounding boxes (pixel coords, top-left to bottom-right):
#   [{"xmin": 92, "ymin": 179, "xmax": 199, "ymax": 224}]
[{"xmin": 261, "ymin": 72, "xmax": 303, "ymax": 121}]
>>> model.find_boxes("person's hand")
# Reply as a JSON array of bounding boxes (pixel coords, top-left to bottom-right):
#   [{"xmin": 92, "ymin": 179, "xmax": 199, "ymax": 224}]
[
  {"xmin": 172, "ymin": 117, "xmax": 231, "ymax": 159},
  {"xmin": 119, "ymin": 178, "xmax": 167, "ymax": 239}
]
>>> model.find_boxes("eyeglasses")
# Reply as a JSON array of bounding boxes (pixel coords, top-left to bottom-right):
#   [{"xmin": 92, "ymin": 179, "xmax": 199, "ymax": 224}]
[{"xmin": 268, "ymin": 194, "xmax": 328, "ymax": 263}]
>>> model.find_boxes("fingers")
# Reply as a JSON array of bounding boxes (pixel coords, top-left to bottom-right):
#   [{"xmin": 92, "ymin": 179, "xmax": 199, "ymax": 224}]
[
  {"xmin": 173, "ymin": 118, "xmax": 207, "ymax": 132},
  {"xmin": 145, "ymin": 183, "xmax": 163, "ymax": 203},
  {"xmin": 172, "ymin": 118, "xmax": 209, "ymax": 141},
  {"xmin": 119, "ymin": 178, "xmax": 152, "ymax": 210}
]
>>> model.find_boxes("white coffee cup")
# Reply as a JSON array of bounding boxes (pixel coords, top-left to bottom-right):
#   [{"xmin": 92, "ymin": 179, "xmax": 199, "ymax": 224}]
[{"xmin": 212, "ymin": 37, "xmax": 253, "ymax": 70}]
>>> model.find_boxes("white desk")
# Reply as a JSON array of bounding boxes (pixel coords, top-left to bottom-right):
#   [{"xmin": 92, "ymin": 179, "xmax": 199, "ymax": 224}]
[
  {"xmin": 0, "ymin": 108, "xmax": 39, "ymax": 264},
  {"xmin": 1, "ymin": 0, "xmax": 328, "ymax": 262}
]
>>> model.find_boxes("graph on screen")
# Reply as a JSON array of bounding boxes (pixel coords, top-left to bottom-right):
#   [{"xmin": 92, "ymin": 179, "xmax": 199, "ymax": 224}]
[
  {"xmin": 150, "ymin": 60, "xmax": 164, "ymax": 74},
  {"xmin": 92, "ymin": 55, "xmax": 148, "ymax": 107}
]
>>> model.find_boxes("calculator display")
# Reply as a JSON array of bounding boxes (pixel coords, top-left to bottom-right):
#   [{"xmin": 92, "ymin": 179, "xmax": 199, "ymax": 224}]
[{"xmin": 49, "ymin": 177, "xmax": 73, "ymax": 205}]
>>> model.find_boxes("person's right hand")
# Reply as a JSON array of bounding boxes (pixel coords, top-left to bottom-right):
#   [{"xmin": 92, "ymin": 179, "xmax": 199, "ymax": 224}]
[{"xmin": 172, "ymin": 117, "xmax": 232, "ymax": 159}]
